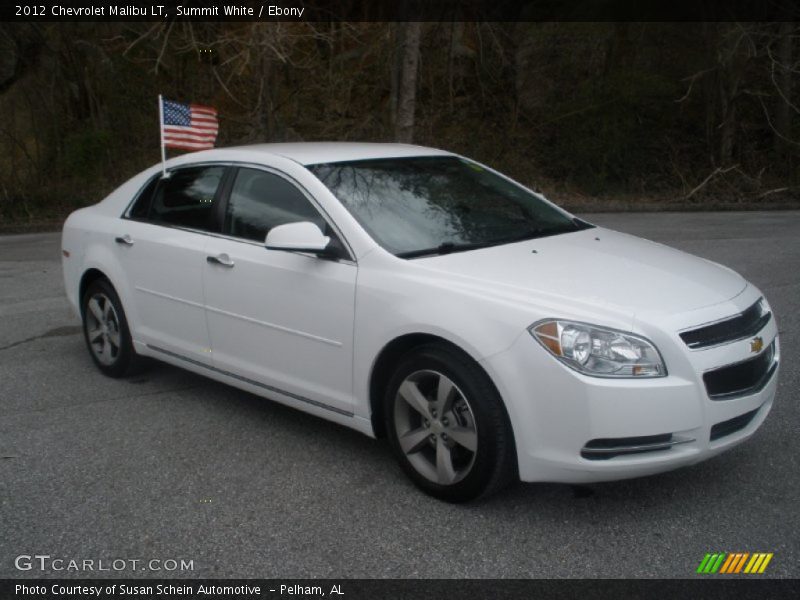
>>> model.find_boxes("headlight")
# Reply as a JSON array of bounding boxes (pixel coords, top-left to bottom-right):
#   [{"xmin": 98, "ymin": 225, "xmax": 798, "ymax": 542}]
[{"xmin": 529, "ymin": 319, "xmax": 666, "ymax": 378}]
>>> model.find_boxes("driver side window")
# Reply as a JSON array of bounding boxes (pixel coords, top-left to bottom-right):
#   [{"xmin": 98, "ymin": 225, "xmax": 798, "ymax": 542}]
[{"xmin": 224, "ymin": 168, "xmax": 327, "ymax": 242}]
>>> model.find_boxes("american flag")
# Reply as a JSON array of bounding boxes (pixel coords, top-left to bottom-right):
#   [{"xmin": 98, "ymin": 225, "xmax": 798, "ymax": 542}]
[{"xmin": 160, "ymin": 98, "xmax": 219, "ymax": 151}]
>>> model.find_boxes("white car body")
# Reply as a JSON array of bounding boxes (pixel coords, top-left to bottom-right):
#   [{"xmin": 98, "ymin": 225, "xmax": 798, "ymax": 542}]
[{"xmin": 62, "ymin": 143, "xmax": 779, "ymax": 486}]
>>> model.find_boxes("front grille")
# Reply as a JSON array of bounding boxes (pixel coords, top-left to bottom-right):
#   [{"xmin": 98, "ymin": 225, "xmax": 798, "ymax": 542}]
[
  {"xmin": 710, "ymin": 408, "xmax": 760, "ymax": 442},
  {"xmin": 680, "ymin": 299, "xmax": 770, "ymax": 350},
  {"xmin": 703, "ymin": 341, "xmax": 777, "ymax": 400},
  {"xmin": 581, "ymin": 433, "xmax": 693, "ymax": 460}
]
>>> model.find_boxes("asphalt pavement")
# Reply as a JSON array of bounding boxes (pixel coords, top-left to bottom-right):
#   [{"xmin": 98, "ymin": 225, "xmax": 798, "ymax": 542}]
[{"xmin": 1, "ymin": 211, "xmax": 798, "ymax": 579}]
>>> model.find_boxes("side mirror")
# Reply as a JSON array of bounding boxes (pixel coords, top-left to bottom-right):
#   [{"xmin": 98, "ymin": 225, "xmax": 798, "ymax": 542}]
[{"xmin": 265, "ymin": 222, "xmax": 333, "ymax": 256}]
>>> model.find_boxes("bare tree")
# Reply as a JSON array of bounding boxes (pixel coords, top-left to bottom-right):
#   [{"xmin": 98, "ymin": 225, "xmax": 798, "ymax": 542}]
[
  {"xmin": 773, "ymin": 21, "xmax": 795, "ymax": 159},
  {"xmin": 394, "ymin": 22, "xmax": 422, "ymax": 143}
]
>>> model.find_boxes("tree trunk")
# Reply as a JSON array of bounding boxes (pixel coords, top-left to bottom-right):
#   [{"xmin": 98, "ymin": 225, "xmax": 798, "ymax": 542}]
[
  {"xmin": 394, "ymin": 22, "xmax": 421, "ymax": 143},
  {"xmin": 389, "ymin": 23, "xmax": 404, "ymax": 128},
  {"xmin": 603, "ymin": 23, "xmax": 631, "ymax": 76},
  {"xmin": 718, "ymin": 95, "xmax": 736, "ymax": 165},
  {"xmin": 447, "ymin": 22, "xmax": 466, "ymax": 112},
  {"xmin": 774, "ymin": 21, "xmax": 793, "ymax": 160},
  {"xmin": 715, "ymin": 24, "xmax": 745, "ymax": 166},
  {"xmin": 255, "ymin": 26, "xmax": 275, "ymax": 141}
]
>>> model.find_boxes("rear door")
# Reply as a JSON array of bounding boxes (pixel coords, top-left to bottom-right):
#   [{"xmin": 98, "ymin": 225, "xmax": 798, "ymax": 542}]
[
  {"xmin": 118, "ymin": 164, "xmax": 228, "ymax": 365},
  {"xmin": 202, "ymin": 166, "xmax": 357, "ymax": 415}
]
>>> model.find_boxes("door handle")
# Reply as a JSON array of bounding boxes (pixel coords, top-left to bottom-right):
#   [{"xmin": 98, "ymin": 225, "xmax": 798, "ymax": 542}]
[
  {"xmin": 207, "ymin": 253, "xmax": 235, "ymax": 268},
  {"xmin": 115, "ymin": 235, "xmax": 134, "ymax": 246}
]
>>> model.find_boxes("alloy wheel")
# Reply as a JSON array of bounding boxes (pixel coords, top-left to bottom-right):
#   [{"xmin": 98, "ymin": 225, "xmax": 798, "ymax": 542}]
[
  {"xmin": 393, "ymin": 369, "xmax": 478, "ymax": 485},
  {"xmin": 85, "ymin": 292, "xmax": 122, "ymax": 366}
]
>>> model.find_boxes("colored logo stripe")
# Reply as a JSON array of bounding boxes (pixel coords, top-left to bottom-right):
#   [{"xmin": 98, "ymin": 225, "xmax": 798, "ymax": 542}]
[
  {"xmin": 697, "ymin": 553, "xmax": 725, "ymax": 573},
  {"xmin": 697, "ymin": 553, "xmax": 773, "ymax": 574},
  {"xmin": 745, "ymin": 553, "xmax": 773, "ymax": 573},
  {"xmin": 719, "ymin": 553, "xmax": 748, "ymax": 573}
]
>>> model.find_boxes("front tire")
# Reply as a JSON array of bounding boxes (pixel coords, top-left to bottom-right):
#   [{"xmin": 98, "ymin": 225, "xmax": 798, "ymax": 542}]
[
  {"xmin": 384, "ymin": 343, "xmax": 516, "ymax": 502},
  {"xmin": 81, "ymin": 278, "xmax": 141, "ymax": 378}
]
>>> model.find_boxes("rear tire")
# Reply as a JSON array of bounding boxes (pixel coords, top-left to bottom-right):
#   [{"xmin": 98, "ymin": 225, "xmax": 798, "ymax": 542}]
[
  {"xmin": 81, "ymin": 278, "xmax": 142, "ymax": 378},
  {"xmin": 384, "ymin": 343, "xmax": 517, "ymax": 502}
]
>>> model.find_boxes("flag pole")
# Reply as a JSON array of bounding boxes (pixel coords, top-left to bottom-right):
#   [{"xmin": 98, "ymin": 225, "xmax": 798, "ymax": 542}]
[{"xmin": 158, "ymin": 94, "xmax": 167, "ymax": 177}]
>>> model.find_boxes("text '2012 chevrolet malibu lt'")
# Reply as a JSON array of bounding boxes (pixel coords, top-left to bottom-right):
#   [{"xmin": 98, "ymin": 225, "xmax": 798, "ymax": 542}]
[{"xmin": 62, "ymin": 143, "xmax": 779, "ymax": 502}]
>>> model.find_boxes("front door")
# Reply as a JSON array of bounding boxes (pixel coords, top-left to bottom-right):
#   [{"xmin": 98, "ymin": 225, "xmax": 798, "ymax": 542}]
[{"xmin": 202, "ymin": 167, "xmax": 357, "ymax": 414}]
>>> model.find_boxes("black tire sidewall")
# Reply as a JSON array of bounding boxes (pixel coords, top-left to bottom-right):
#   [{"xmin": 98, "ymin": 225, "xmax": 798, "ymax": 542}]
[
  {"xmin": 81, "ymin": 279, "xmax": 136, "ymax": 378},
  {"xmin": 384, "ymin": 344, "xmax": 513, "ymax": 502}
]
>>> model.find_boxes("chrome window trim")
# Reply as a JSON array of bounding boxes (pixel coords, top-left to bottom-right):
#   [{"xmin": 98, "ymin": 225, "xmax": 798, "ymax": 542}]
[{"xmin": 120, "ymin": 160, "xmax": 357, "ymax": 264}]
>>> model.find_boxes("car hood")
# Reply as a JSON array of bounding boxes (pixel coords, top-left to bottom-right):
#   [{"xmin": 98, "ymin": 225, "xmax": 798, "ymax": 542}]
[{"xmin": 412, "ymin": 227, "xmax": 747, "ymax": 318}]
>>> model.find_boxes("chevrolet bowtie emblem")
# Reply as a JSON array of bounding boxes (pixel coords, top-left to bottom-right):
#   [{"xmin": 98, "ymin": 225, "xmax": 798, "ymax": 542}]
[{"xmin": 750, "ymin": 337, "xmax": 764, "ymax": 353}]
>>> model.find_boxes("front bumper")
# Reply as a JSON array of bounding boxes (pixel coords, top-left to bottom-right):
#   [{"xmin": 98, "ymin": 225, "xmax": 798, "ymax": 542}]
[{"xmin": 481, "ymin": 299, "xmax": 779, "ymax": 484}]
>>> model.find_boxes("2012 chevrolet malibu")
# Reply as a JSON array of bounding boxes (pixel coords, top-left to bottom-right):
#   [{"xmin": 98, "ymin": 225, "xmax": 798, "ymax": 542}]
[{"xmin": 62, "ymin": 143, "xmax": 779, "ymax": 502}]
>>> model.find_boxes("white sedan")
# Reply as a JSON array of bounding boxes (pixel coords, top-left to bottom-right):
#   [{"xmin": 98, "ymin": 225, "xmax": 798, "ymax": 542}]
[{"xmin": 62, "ymin": 143, "xmax": 779, "ymax": 502}]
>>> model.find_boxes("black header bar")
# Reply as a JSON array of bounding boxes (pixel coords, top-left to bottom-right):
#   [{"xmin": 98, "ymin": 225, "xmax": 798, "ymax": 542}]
[{"xmin": 3, "ymin": 0, "xmax": 800, "ymax": 23}]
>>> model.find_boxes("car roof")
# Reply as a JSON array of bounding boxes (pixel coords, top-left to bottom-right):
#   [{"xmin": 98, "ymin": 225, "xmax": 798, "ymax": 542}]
[{"xmin": 179, "ymin": 142, "xmax": 453, "ymax": 166}]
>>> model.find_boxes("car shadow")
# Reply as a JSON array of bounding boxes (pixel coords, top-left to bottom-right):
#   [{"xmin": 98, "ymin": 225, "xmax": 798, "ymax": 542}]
[{"xmin": 127, "ymin": 358, "xmax": 762, "ymax": 516}]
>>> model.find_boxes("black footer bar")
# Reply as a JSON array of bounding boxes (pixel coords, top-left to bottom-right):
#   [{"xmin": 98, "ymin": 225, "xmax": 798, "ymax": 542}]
[{"xmin": 2, "ymin": 578, "xmax": 799, "ymax": 600}]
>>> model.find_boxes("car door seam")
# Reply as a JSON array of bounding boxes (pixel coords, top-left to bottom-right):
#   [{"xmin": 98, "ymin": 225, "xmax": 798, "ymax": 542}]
[
  {"xmin": 135, "ymin": 286, "xmax": 205, "ymax": 309},
  {"xmin": 204, "ymin": 304, "xmax": 343, "ymax": 347}
]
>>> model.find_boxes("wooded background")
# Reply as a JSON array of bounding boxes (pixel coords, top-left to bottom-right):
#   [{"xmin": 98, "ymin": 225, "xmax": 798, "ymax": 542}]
[{"xmin": 0, "ymin": 22, "xmax": 797, "ymax": 225}]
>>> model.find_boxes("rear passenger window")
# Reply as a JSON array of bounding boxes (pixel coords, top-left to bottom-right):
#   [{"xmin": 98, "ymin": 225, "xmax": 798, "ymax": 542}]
[
  {"xmin": 224, "ymin": 168, "xmax": 326, "ymax": 242},
  {"xmin": 129, "ymin": 175, "xmax": 159, "ymax": 220},
  {"xmin": 148, "ymin": 166, "xmax": 225, "ymax": 231}
]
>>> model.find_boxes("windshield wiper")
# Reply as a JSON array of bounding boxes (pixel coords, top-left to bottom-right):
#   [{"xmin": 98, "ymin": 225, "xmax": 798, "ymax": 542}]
[
  {"xmin": 396, "ymin": 231, "xmax": 544, "ymax": 258},
  {"xmin": 396, "ymin": 241, "xmax": 486, "ymax": 259},
  {"xmin": 396, "ymin": 222, "xmax": 595, "ymax": 259}
]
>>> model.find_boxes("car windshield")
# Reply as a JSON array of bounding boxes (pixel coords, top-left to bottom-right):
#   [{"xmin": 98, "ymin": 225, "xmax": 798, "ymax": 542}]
[{"xmin": 308, "ymin": 156, "xmax": 591, "ymax": 258}]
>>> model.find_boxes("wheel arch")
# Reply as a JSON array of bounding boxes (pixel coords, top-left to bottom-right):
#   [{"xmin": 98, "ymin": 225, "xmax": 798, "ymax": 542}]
[
  {"xmin": 77, "ymin": 236, "xmax": 136, "ymax": 328},
  {"xmin": 78, "ymin": 266, "xmax": 133, "ymax": 326},
  {"xmin": 368, "ymin": 333, "xmax": 515, "ymax": 448},
  {"xmin": 79, "ymin": 268, "xmax": 111, "ymax": 309}
]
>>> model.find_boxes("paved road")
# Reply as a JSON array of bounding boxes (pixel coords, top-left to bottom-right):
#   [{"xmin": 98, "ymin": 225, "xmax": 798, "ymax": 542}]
[{"xmin": 1, "ymin": 212, "xmax": 798, "ymax": 579}]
